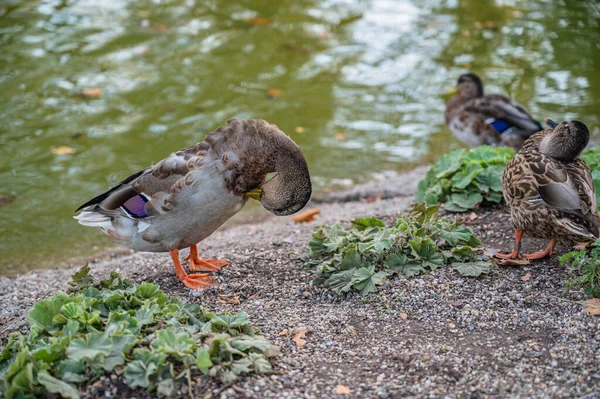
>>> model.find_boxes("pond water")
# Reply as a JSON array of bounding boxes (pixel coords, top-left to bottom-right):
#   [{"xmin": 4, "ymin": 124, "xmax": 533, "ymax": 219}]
[{"xmin": 1, "ymin": 0, "xmax": 599, "ymax": 275}]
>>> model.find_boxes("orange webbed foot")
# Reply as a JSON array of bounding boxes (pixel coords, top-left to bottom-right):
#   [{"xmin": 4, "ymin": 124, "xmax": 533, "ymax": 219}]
[
  {"xmin": 522, "ymin": 238, "xmax": 557, "ymax": 261},
  {"xmin": 186, "ymin": 244, "xmax": 229, "ymax": 272},
  {"xmin": 495, "ymin": 249, "xmax": 523, "ymax": 260},
  {"xmin": 181, "ymin": 273, "xmax": 218, "ymax": 289},
  {"xmin": 189, "ymin": 258, "xmax": 229, "ymax": 272}
]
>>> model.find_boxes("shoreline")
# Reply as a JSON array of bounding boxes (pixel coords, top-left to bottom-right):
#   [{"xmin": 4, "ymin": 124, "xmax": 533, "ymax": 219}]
[{"xmin": 1, "ymin": 165, "xmax": 598, "ymax": 398}]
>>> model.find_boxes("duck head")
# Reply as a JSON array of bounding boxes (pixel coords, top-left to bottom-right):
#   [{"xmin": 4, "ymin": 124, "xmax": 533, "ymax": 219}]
[
  {"xmin": 539, "ymin": 120, "xmax": 589, "ymax": 162},
  {"xmin": 454, "ymin": 73, "xmax": 484, "ymax": 99},
  {"xmin": 241, "ymin": 121, "xmax": 312, "ymax": 216}
]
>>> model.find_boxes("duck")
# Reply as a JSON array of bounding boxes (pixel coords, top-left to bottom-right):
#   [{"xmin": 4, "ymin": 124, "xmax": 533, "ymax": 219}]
[
  {"xmin": 75, "ymin": 119, "xmax": 312, "ymax": 289},
  {"xmin": 445, "ymin": 73, "xmax": 543, "ymax": 149},
  {"xmin": 497, "ymin": 119, "xmax": 600, "ymax": 260}
]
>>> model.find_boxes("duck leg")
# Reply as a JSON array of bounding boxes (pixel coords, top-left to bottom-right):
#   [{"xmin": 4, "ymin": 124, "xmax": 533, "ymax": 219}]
[
  {"xmin": 185, "ymin": 244, "xmax": 229, "ymax": 272},
  {"xmin": 496, "ymin": 229, "xmax": 524, "ymax": 259},
  {"xmin": 522, "ymin": 238, "xmax": 557, "ymax": 260},
  {"xmin": 169, "ymin": 249, "xmax": 218, "ymax": 289}
]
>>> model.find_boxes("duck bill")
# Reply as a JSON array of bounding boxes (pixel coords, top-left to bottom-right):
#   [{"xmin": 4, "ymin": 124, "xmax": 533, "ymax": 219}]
[
  {"xmin": 244, "ymin": 188, "xmax": 262, "ymax": 201},
  {"xmin": 445, "ymin": 86, "xmax": 457, "ymax": 95}
]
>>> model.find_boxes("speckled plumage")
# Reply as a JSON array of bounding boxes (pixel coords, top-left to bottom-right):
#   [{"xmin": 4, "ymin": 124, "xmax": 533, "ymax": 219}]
[
  {"xmin": 502, "ymin": 121, "xmax": 600, "ymax": 248},
  {"xmin": 445, "ymin": 73, "xmax": 543, "ymax": 149}
]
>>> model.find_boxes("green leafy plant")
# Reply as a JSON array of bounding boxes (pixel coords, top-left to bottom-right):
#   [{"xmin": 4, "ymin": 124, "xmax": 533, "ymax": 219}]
[
  {"xmin": 580, "ymin": 147, "xmax": 600, "ymax": 208},
  {"xmin": 559, "ymin": 239, "xmax": 600, "ymax": 298},
  {"xmin": 0, "ymin": 267, "xmax": 278, "ymax": 398},
  {"xmin": 417, "ymin": 146, "xmax": 514, "ymax": 212},
  {"xmin": 306, "ymin": 204, "xmax": 494, "ymax": 295}
]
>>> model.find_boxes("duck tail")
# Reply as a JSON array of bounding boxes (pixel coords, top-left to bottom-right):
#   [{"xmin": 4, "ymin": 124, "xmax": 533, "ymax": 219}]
[{"xmin": 74, "ymin": 209, "xmax": 113, "ymax": 230}]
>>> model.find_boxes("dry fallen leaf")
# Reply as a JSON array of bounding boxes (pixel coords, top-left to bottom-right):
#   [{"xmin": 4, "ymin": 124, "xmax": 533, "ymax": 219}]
[
  {"xmin": 485, "ymin": 250, "xmax": 531, "ymax": 266},
  {"xmin": 295, "ymin": 126, "xmax": 305, "ymax": 134},
  {"xmin": 291, "ymin": 209, "xmax": 320, "ymax": 224},
  {"xmin": 267, "ymin": 88, "xmax": 282, "ymax": 99},
  {"xmin": 51, "ymin": 146, "xmax": 76, "ymax": 155},
  {"xmin": 279, "ymin": 329, "xmax": 289, "ymax": 336},
  {"xmin": 335, "ymin": 385, "xmax": 352, "ymax": 395},
  {"xmin": 79, "ymin": 88, "xmax": 102, "ymax": 98},
  {"xmin": 335, "ymin": 132, "xmax": 347, "ymax": 141},
  {"xmin": 217, "ymin": 295, "xmax": 240, "ymax": 305},
  {"xmin": 0, "ymin": 195, "xmax": 16, "ymax": 207},
  {"xmin": 154, "ymin": 24, "xmax": 170, "ymax": 32},
  {"xmin": 247, "ymin": 17, "xmax": 271, "ymax": 25},
  {"xmin": 583, "ymin": 298, "xmax": 600, "ymax": 316},
  {"xmin": 521, "ymin": 272, "xmax": 531, "ymax": 281},
  {"xmin": 291, "ymin": 330, "xmax": 307, "ymax": 348},
  {"xmin": 400, "ymin": 313, "xmax": 408, "ymax": 320}
]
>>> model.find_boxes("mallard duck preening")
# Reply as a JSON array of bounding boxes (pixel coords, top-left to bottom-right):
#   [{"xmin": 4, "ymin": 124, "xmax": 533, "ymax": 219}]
[
  {"xmin": 75, "ymin": 119, "xmax": 312, "ymax": 289},
  {"xmin": 498, "ymin": 119, "xmax": 600, "ymax": 260},
  {"xmin": 445, "ymin": 73, "xmax": 543, "ymax": 149}
]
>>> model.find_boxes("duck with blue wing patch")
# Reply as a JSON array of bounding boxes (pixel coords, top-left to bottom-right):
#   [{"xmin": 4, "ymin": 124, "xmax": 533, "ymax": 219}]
[
  {"xmin": 445, "ymin": 73, "xmax": 543, "ymax": 149},
  {"xmin": 75, "ymin": 119, "xmax": 312, "ymax": 289}
]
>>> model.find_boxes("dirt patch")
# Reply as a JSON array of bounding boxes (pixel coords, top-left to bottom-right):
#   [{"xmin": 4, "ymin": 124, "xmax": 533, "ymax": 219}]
[{"xmin": 1, "ymin": 170, "xmax": 598, "ymax": 398}]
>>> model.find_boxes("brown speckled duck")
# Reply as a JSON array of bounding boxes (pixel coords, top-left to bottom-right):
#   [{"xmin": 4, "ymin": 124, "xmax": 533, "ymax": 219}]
[
  {"xmin": 75, "ymin": 119, "xmax": 312, "ymax": 289},
  {"xmin": 498, "ymin": 119, "xmax": 600, "ymax": 260},
  {"xmin": 445, "ymin": 73, "xmax": 543, "ymax": 149}
]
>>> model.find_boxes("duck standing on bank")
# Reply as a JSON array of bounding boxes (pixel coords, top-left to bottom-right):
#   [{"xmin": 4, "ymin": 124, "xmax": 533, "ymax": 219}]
[
  {"xmin": 445, "ymin": 73, "xmax": 543, "ymax": 149},
  {"xmin": 75, "ymin": 119, "xmax": 312, "ymax": 289},
  {"xmin": 498, "ymin": 119, "xmax": 600, "ymax": 260}
]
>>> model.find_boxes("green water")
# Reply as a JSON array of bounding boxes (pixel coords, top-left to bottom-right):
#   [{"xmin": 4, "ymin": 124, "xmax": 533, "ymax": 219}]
[{"xmin": 1, "ymin": 0, "xmax": 599, "ymax": 275}]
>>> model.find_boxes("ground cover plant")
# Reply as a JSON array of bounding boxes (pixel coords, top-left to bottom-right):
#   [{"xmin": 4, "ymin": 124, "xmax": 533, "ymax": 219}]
[
  {"xmin": 0, "ymin": 267, "xmax": 278, "ymax": 398},
  {"xmin": 306, "ymin": 204, "xmax": 494, "ymax": 295},
  {"xmin": 580, "ymin": 147, "xmax": 600, "ymax": 208},
  {"xmin": 416, "ymin": 146, "xmax": 514, "ymax": 212},
  {"xmin": 559, "ymin": 239, "xmax": 600, "ymax": 298}
]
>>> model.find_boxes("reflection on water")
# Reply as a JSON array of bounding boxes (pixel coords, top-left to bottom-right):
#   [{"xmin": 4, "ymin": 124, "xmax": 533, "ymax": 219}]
[{"xmin": 0, "ymin": 0, "xmax": 599, "ymax": 275}]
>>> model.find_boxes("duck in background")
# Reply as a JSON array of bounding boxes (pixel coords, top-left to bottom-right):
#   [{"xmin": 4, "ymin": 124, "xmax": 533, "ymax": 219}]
[
  {"xmin": 498, "ymin": 119, "xmax": 600, "ymax": 260},
  {"xmin": 75, "ymin": 119, "xmax": 312, "ymax": 289},
  {"xmin": 445, "ymin": 73, "xmax": 543, "ymax": 149}
]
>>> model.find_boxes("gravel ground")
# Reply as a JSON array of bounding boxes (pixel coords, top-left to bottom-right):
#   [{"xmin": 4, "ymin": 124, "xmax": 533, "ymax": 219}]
[{"xmin": 1, "ymin": 167, "xmax": 599, "ymax": 399}]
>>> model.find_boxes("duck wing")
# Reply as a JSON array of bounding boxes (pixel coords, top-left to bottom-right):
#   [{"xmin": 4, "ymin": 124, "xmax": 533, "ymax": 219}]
[
  {"xmin": 76, "ymin": 141, "xmax": 211, "ymax": 218},
  {"xmin": 533, "ymin": 158, "xmax": 600, "ymax": 237},
  {"xmin": 465, "ymin": 94, "xmax": 543, "ymax": 137}
]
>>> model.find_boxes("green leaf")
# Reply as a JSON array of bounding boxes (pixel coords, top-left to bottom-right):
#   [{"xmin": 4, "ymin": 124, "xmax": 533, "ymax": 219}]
[
  {"xmin": 452, "ymin": 260, "xmax": 493, "ymax": 276},
  {"xmin": 195, "ymin": 348, "xmax": 213, "ymax": 374},
  {"xmin": 451, "ymin": 163, "xmax": 482, "ymax": 189},
  {"xmin": 410, "ymin": 238, "xmax": 445, "ymax": 270},
  {"xmin": 156, "ymin": 378, "xmax": 175, "ymax": 397},
  {"xmin": 384, "ymin": 254, "xmax": 424, "ymax": 277},
  {"xmin": 327, "ymin": 268, "xmax": 356, "ymax": 294},
  {"xmin": 475, "ymin": 167, "xmax": 503, "ymax": 192},
  {"xmin": 230, "ymin": 336, "xmax": 274, "ymax": 353},
  {"xmin": 37, "ymin": 370, "xmax": 80, "ymax": 399},
  {"xmin": 438, "ymin": 226, "xmax": 473, "ymax": 246},
  {"xmin": 351, "ymin": 267, "xmax": 388, "ymax": 295},
  {"xmin": 124, "ymin": 359, "xmax": 157, "ymax": 388},
  {"xmin": 434, "ymin": 150, "xmax": 464, "ymax": 179},
  {"xmin": 351, "ymin": 216, "xmax": 385, "ymax": 230},
  {"xmin": 28, "ymin": 297, "xmax": 65, "ymax": 331},
  {"xmin": 248, "ymin": 353, "xmax": 272, "ymax": 373},
  {"xmin": 151, "ymin": 330, "xmax": 195, "ymax": 357},
  {"xmin": 339, "ymin": 250, "xmax": 361, "ymax": 270},
  {"xmin": 449, "ymin": 191, "xmax": 483, "ymax": 210},
  {"xmin": 66, "ymin": 332, "xmax": 112, "ymax": 362}
]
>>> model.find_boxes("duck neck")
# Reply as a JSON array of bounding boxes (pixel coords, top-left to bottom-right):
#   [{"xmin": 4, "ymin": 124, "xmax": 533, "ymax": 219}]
[{"xmin": 539, "ymin": 121, "xmax": 589, "ymax": 162}]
